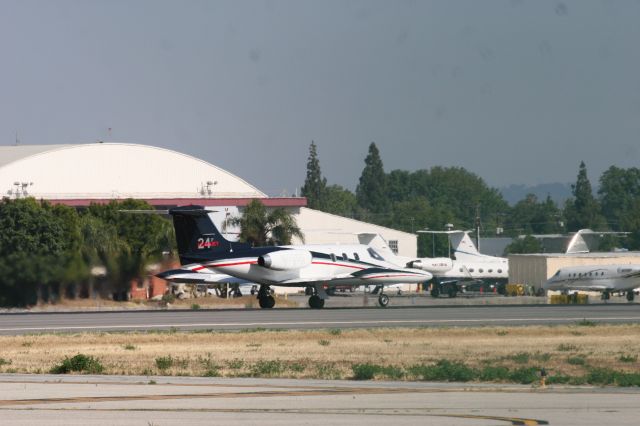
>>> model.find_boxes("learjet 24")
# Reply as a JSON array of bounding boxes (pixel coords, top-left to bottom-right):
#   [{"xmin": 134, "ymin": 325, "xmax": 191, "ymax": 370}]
[{"xmin": 157, "ymin": 206, "xmax": 432, "ymax": 309}]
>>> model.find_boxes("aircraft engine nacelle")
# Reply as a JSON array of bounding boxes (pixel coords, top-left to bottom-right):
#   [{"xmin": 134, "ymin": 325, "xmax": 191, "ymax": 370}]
[
  {"xmin": 258, "ymin": 249, "xmax": 313, "ymax": 271},
  {"xmin": 407, "ymin": 257, "xmax": 453, "ymax": 273}
]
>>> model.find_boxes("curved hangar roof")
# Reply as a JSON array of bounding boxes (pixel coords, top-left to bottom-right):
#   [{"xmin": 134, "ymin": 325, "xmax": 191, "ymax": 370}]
[{"xmin": 0, "ymin": 143, "xmax": 266, "ymax": 201}]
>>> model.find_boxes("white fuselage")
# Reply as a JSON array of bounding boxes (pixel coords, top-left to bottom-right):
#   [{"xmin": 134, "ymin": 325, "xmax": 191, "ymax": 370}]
[
  {"xmin": 543, "ymin": 264, "xmax": 640, "ymax": 293},
  {"xmin": 185, "ymin": 244, "xmax": 431, "ymax": 287},
  {"xmin": 436, "ymin": 256, "xmax": 509, "ymax": 281}
]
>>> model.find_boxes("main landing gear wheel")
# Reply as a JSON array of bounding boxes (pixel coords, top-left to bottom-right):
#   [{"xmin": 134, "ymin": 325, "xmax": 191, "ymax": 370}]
[
  {"xmin": 378, "ymin": 293, "xmax": 389, "ymax": 308},
  {"xmin": 258, "ymin": 295, "xmax": 275, "ymax": 309},
  {"xmin": 308, "ymin": 295, "xmax": 325, "ymax": 309},
  {"xmin": 627, "ymin": 292, "xmax": 635, "ymax": 302},
  {"xmin": 602, "ymin": 291, "xmax": 611, "ymax": 301},
  {"xmin": 257, "ymin": 285, "xmax": 275, "ymax": 309},
  {"xmin": 448, "ymin": 287, "xmax": 458, "ymax": 298},
  {"xmin": 430, "ymin": 286, "xmax": 440, "ymax": 298}
]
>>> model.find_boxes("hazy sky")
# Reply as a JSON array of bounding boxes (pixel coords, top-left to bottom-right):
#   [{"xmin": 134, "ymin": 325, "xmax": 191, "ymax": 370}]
[{"xmin": 1, "ymin": 0, "xmax": 639, "ymax": 196}]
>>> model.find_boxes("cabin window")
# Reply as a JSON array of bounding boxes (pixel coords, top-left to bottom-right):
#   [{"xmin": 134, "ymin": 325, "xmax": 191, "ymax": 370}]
[
  {"xmin": 479, "ymin": 268, "xmax": 484, "ymax": 273},
  {"xmin": 497, "ymin": 269, "xmax": 503, "ymax": 273},
  {"xmin": 388, "ymin": 240, "xmax": 399, "ymax": 254},
  {"xmin": 459, "ymin": 268, "xmax": 464, "ymax": 273},
  {"xmin": 488, "ymin": 269, "xmax": 493, "ymax": 273},
  {"xmin": 354, "ymin": 253, "xmax": 360, "ymax": 261},
  {"xmin": 469, "ymin": 268, "xmax": 474, "ymax": 273},
  {"xmin": 589, "ymin": 272, "xmax": 592, "ymax": 276},
  {"xmin": 330, "ymin": 254, "xmax": 336, "ymax": 262},
  {"xmin": 342, "ymin": 253, "xmax": 348, "ymax": 261}
]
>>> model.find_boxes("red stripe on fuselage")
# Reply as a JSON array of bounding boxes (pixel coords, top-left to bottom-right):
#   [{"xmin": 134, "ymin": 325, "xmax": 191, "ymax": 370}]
[
  {"xmin": 312, "ymin": 261, "xmax": 365, "ymax": 270},
  {"xmin": 365, "ymin": 274, "xmax": 424, "ymax": 279}
]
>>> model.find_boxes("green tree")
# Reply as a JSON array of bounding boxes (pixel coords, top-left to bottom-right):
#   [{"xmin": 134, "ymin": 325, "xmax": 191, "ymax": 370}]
[
  {"xmin": 384, "ymin": 166, "xmax": 508, "ymax": 236},
  {"xmin": 506, "ymin": 194, "xmax": 562, "ymax": 235},
  {"xmin": 85, "ymin": 199, "xmax": 175, "ymax": 298},
  {"xmin": 0, "ymin": 199, "xmax": 84, "ymax": 306},
  {"xmin": 224, "ymin": 199, "xmax": 304, "ymax": 246},
  {"xmin": 300, "ymin": 141, "xmax": 327, "ymax": 210},
  {"xmin": 504, "ymin": 235, "xmax": 543, "ymax": 254},
  {"xmin": 322, "ymin": 184, "xmax": 359, "ymax": 217},
  {"xmin": 598, "ymin": 166, "xmax": 640, "ymax": 249},
  {"xmin": 356, "ymin": 142, "xmax": 388, "ymax": 214},
  {"xmin": 564, "ymin": 161, "xmax": 605, "ymax": 231}
]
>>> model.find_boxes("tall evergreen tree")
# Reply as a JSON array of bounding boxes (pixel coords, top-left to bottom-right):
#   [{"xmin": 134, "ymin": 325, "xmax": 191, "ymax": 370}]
[
  {"xmin": 564, "ymin": 161, "xmax": 605, "ymax": 231},
  {"xmin": 356, "ymin": 142, "xmax": 388, "ymax": 214},
  {"xmin": 300, "ymin": 141, "xmax": 327, "ymax": 210}
]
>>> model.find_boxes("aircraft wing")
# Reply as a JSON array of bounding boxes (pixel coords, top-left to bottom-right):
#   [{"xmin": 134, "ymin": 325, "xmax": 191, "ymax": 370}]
[
  {"xmin": 157, "ymin": 269, "xmax": 252, "ymax": 285},
  {"xmin": 275, "ymin": 267, "xmax": 430, "ymax": 286}
]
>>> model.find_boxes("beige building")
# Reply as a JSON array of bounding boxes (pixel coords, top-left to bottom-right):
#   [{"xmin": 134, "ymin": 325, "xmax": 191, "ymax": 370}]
[{"xmin": 509, "ymin": 252, "xmax": 640, "ymax": 290}]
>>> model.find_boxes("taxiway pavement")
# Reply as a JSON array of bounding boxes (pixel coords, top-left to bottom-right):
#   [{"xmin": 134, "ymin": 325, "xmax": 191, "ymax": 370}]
[
  {"xmin": 1, "ymin": 303, "xmax": 640, "ymax": 335},
  {"xmin": 0, "ymin": 374, "xmax": 638, "ymax": 425}
]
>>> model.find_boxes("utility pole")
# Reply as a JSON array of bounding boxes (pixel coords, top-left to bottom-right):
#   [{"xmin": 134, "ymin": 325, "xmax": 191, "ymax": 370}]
[{"xmin": 475, "ymin": 203, "xmax": 481, "ymax": 253}]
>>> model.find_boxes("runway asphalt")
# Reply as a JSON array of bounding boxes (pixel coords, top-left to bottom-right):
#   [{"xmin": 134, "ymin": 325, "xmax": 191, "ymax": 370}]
[
  {"xmin": 1, "ymin": 303, "xmax": 639, "ymax": 335},
  {"xmin": 0, "ymin": 374, "xmax": 638, "ymax": 425}
]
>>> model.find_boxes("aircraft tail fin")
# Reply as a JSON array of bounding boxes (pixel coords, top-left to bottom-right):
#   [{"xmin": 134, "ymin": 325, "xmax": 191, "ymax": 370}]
[
  {"xmin": 449, "ymin": 231, "xmax": 481, "ymax": 260},
  {"xmin": 357, "ymin": 233, "xmax": 397, "ymax": 258},
  {"xmin": 169, "ymin": 206, "xmax": 249, "ymax": 264}
]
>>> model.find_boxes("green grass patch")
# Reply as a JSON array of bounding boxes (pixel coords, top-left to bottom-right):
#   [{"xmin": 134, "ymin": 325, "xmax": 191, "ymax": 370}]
[
  {"xmin": 557, "ymin": 343, "xmax": 578, "ymax": 352},
  {"xmin": 155, "ymin": 356, "xmax": 174, "ymax": 370},
  {"xmin": 508, "ymin": 367, "xmax": 539, "ymax": 384},
  {"xmin": 251, "ymin": 360, "xmax": 283, "ymax": 377},
  {"xmin": 576, "ymin": 319, "xmax": 597, "ymax": 327},
  {"xmin": 50, "ymin": 354, "xmax": 104, "ymax": 374},
  {"xmin": 509, "ymin": 352, "xmax": 530, "ymax": 364},
  {"xmin": 352, "ymin": 363, "xmax": 380, "ymax": 380},
  {"xmin": 619, "ymin": 354, "xmax": 638, "ymax": 363},
  {"xmin": 567, "ymin": 356, "xmax": 586, "ymax": 366},
  {"xmin": 227, "ymin": 359, "xmax": 245, "ymax": 369},
  {"xmin": 547, "ymin": 374, "xmax": 571, "ymax": 384},
  {"xmin": 408, "ymin": 360, "xmax": 476, "ymax": 382},
  {"xmin": 318, "ymin": 340, "xmax": 331, "ymax": 346},
  {"xmin": 479, "ymin": 366, "xmax": 510, "ymax": 381},
  {"xmin": 328, "ymin": 328, "xmax": 342, "ymax": 336}
]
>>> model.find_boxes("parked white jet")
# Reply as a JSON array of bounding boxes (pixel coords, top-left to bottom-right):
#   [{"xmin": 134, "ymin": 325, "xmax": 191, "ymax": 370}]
[
  {"xmin": 543, "ymin": 264, "xmax": 640, "ymax": 301},
  {"xmin": 361, "ymin": 231, "xmax": 508, "ymax": 297},
  {"xmin": 158, "ymin": 206, "xmax": 432, "ymax": 309}
]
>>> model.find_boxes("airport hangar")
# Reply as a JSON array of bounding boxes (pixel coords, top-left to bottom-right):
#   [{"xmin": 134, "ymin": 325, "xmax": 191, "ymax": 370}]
[
  {"xmin": 0, "ymin": 143, "xmax": 417, "ymax": 295},
  {"xmin": 509, "ymin": 252, "xmax": 640, "ymax": 292}
]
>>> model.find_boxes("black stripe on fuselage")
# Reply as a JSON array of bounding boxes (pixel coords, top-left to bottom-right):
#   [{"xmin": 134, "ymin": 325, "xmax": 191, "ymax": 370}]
[{"xmin": 180, "ymin": 246, "xmax": 380, "ymax": 269}]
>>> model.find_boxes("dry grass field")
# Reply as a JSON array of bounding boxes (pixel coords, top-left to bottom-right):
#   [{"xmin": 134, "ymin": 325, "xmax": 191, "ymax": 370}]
[
  {"xmin": 0, "ymin": 324, "xmax": 639, "ymax": 384},
  {"xmin": 24, "ymin": 295, "xmax": 299, "ymax": 312}
]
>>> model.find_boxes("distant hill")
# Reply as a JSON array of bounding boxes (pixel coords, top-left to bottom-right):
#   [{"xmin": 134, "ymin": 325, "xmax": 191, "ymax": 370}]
[{"xmin": 500, "ymin": 183, "xmax": 572, "ymax": 206}]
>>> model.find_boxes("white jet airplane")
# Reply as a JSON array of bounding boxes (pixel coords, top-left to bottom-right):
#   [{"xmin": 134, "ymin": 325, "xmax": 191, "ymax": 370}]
[
  {"xmin": 157, "ymin": 206, "xmax": 432, "ymax": 309},
  {"xmin": 361, "ymin": 231, "xmax": 508, "ymax": 297},
  {"xmin": 543, "ymin": 264, "xmax": 640, "ymax": 301}
]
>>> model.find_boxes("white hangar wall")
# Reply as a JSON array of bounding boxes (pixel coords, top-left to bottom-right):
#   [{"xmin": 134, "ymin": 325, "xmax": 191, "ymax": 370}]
[
  {"xmin": 290, "ymin": 207, "xmax": 417, "ymax": 258},
  {"xmin": 0, "ymin": 143, "xmax": 265, "ymax": 200}
]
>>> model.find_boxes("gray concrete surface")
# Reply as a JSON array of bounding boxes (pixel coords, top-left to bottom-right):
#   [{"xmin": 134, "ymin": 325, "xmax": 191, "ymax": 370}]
[
  {"xmin": 1, "ymin": 303, "xmax": 640, "ymax": 335},
  {"xmin": 0, "ymin": 374, "xmax": 638, "ymax": 425}
]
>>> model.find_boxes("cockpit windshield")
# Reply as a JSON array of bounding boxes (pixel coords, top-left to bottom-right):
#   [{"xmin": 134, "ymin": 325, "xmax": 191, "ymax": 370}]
[{"xmin": 367, "ymin": 247, "xmax": 385, "ymax": 261}]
